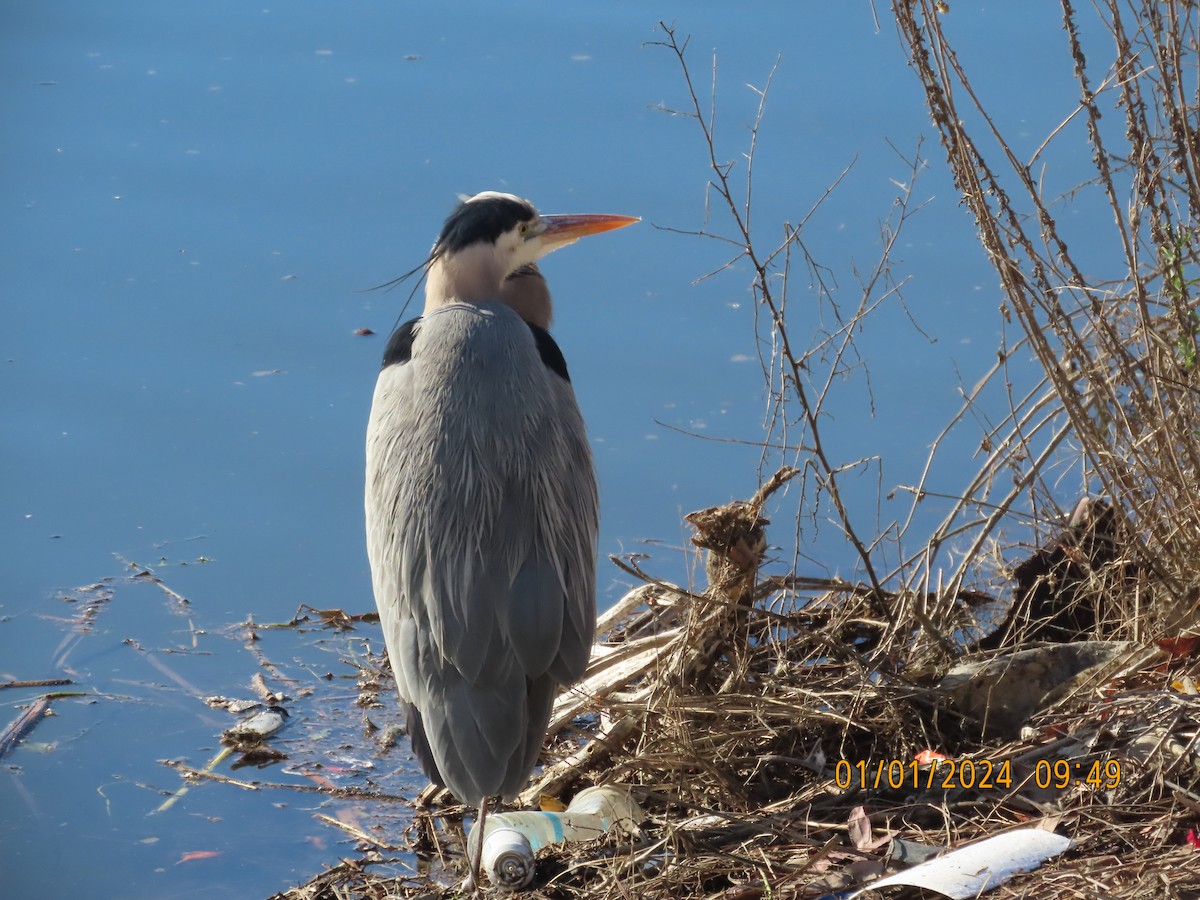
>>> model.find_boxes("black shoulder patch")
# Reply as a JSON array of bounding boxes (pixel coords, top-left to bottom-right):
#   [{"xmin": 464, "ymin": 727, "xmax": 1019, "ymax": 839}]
[
  {"xmin": 381, "ymin": 317, "xmax": 420, "ymax": 369},
  {"xmin": 437, "ymin": 195, "xmax": 536, "ymax": 252},
  {"xmin": 528, "ymin": 322, "xmax": 570, "ymax": 382}
]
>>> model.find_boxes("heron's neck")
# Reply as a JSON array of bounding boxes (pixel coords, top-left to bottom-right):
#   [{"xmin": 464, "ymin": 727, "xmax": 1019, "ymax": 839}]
[
  {"xmin": 424, "ymin": 244, "xmax": 505, "ymax": 310},
  {"xmin": 424, "ymin": 247, "xmax": 553, "ymax": 330}
]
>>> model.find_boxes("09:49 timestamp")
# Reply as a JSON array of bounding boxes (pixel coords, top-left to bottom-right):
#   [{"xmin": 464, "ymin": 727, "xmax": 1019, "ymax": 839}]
[{"xmin": 1034, "ymin": 757, "xmax": 1122, "ymax": 790}]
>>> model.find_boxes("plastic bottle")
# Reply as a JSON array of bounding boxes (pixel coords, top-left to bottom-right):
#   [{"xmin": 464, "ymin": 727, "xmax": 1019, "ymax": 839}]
[{"xmin": 470, "ymin": 784, "xmax": 643, "ymax": 889}]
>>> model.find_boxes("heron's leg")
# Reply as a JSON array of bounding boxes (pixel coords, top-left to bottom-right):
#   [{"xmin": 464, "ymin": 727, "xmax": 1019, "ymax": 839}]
[{"xmin": 468, "ymin": 796, "xmax": 489, "ymax": 890}]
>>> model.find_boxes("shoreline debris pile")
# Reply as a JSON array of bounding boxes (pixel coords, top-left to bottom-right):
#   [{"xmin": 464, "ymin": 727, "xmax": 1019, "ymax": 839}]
[{"xmin": 271, "ymin": 485, "xmax": 1200, "ymax": 899}]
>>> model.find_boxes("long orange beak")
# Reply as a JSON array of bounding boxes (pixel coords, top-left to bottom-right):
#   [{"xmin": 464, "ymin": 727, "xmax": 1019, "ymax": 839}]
[{"xmin": 537, "ymin": 213, "xmax": 639, "ymax": 251}]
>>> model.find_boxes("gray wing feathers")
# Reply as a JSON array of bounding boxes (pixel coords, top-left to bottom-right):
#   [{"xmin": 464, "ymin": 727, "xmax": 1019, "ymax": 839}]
[
  {"xmin": 505, "ymin": 554, "xmax": 564, "ymax": 677},
  {"xmin": 402, "ymin": 650, "xmax": 559, "ymax": 803},
  {"xmin": 365, "ymin": 305, "xmax": 597, "ymax": 804}
]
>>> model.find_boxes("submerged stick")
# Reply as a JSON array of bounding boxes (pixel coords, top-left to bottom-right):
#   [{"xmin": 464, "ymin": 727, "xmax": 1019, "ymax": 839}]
[
  {"xmin": 158, "ymin": 758, "xmax": 411, "ymax": 802},
  {"xmin": 313, "ymin": 813, "xmax": 396, "ymax": 849},
  {"xmin": 0, "ymin": 696, "xmax": 51, "ymax": 760},
  {"xmin": 152, "ymin": 744, "xmax": 236, "ymax": 815},
  {"xmin": 0, "ymin": 679, "xmax": 74, "ymax": 690},
  {"xmin": 0, "ymin": 691, "xmax": 87, "ymax": 760}
]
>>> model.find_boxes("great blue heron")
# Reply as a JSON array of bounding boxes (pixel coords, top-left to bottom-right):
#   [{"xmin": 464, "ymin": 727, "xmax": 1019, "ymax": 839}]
[{"xmin": 364, "ymin": 191, "xmax": 637, "ymax": 884}]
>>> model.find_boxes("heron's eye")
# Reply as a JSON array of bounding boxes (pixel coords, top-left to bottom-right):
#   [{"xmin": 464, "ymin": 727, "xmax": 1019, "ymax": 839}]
[{"xmin": 518, "ymin": 222, "xmax": 530, "ymax": 236}]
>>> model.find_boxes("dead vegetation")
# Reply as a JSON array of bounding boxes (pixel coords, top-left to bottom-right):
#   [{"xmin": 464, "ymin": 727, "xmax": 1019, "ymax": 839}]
[{"xmin": 269, "ymin": 8, "xmax": 1200, "ymax": 898}]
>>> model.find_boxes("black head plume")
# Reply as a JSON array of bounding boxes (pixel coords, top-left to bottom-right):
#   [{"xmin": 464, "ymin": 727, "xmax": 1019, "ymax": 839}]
[{"xmin": 435, "ymin": 193, "xmax": 537, "ymax": 253}]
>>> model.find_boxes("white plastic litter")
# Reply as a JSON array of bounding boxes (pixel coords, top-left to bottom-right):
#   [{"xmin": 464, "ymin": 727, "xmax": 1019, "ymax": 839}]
[
  {"xmin": 848, "ymin": 828, "xmax": 1072, "ymax": 899},
  {"xmin": 470, "ymin": 784, "xmax": 643, "ymax": 889}
]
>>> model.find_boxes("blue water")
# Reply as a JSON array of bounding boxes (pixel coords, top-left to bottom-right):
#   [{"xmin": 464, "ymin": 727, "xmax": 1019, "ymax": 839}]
[{"xmin": 2, "ymin": 2, "xmax": 1100, "ymax": 896}]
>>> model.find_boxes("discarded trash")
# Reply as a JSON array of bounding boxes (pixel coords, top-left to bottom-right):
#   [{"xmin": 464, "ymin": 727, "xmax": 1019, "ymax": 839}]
[
  {"xmin": 221, "ymin": 705, "xmax": 288, "ymax": 747},
  {"xmin": 848, "ymin": 827, "xmax": 1072, "ymax": 898},
  {"xmin": 886, "ymin": 836, "xmax": 942, "ymax": 866},
  {"xmin": 470, "ymin": 784, "xmax": 643, "ymax": 889}
]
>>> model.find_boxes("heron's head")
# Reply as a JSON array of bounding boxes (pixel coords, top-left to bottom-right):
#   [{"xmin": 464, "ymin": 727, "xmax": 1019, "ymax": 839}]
[{"xmin": 423, "ymin": 191, "xmax": 637, "ymax": 322}]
